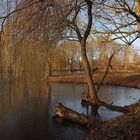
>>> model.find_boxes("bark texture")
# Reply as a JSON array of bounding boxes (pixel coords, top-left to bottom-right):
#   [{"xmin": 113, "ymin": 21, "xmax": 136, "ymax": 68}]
[
  {"xmin": 54, "ymin": 103, "xmax": 97, "ymax": 125},
  {"xmin": 81, "ymin": 42, "xmax": 100, "ymax": 105}
]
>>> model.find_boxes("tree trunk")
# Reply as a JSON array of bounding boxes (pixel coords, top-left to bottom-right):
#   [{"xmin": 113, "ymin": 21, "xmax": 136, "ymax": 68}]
[
  {"xmin": 81, "ymin": 41, "xmax": 100, "ymax": 105},
  {"xmin": 79, "ymin": 61, "xmax": 82, "ymax": 71},
  {"xmin": 45, "ymin": 62, "xmax": 51, "ymax": 81},
  {"xmin": 54, "ymin": 103, "xmax": 97, "ymax": 125}
]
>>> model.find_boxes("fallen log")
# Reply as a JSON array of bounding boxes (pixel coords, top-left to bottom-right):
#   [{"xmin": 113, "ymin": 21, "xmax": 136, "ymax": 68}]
[
  {"xmin": 81, "ymin": 96, "xmax": 130, "ymax": 113},
  {"xmin": 54, "ymin": 103, "xmax": 97, "ymax": 125},
  {"xmin": 101, "ymin": 101, "xmax": 130, "ymax": 113},
  {"xmin": 81, "ymin": 93, "xmax": 129, "ymax": 113}
]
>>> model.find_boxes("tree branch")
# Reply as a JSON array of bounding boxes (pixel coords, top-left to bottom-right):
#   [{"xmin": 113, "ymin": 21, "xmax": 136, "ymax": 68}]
[
  {"xmin": 83, "ymin": 0, "xmax": 93, "ymax": 41},
  {"xmin": 96, "ymin": 48, "xmax": 122, "ymax": 93}
]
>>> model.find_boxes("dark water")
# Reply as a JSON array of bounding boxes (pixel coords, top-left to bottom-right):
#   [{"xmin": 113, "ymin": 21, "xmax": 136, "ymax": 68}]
[
  {"xmin": 0, "ymin": 80, "xmax": 140, "ymax": 140},
  {"xmin": 52, "ymin": 70, "xmax": 83, "ymax": 76}
]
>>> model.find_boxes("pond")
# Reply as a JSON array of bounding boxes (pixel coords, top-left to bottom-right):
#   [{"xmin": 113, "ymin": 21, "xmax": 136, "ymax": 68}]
[{"xmin": 0, "ymin": 80, "xmax": 140, "ymax": 140}]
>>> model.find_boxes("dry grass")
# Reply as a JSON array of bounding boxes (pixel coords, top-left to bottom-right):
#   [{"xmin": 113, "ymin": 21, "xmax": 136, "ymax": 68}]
[
  {"xmin": 50, "ymin": 72, "xmax": 140, "ymax": 89},
  {"xmin": 83, "ymin": 101, "xmax": 140, "ymax": 140}
]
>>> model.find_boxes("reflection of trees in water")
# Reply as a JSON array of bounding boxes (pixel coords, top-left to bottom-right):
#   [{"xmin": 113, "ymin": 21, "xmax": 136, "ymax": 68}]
[
  {"xmin": 0, "ymin": 75, "xmax": 51, "ymax": 111},
  {"xmin": 81, "ymin": 100, "xmax": 99, "ymax": 117},
  {"xmin": 0, "ymin": 74, "xmax": 51, "ymax": 116},
  {"xmin": 0, "ymin": 74, "xmax": 52, "ymax": 140}
]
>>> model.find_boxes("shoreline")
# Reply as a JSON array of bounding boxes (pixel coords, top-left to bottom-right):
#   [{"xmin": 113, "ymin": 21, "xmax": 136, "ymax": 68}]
[
  {"xmin": 51, "ymin": 72, "xmax": 140, "ymax": 139},
  {"xmin": 50, "ymin": 73, "xmax": 140, "ymax": 89},
  {"xmin": 83, "ymin": 101, "xmax": 140, "ymax": 139}
]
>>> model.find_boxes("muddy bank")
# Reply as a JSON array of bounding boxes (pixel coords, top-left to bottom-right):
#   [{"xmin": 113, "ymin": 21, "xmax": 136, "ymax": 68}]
[
  {"xmin": 83, "ymin": 101, "xmax": 140, "ymax": 140},
  {"xmin": 50, "ymin": 73, "xmax": 140, "ymax": 89}
]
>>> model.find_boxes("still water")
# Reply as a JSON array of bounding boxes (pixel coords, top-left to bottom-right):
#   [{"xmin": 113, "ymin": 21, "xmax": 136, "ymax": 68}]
[{"xmin": 0, "ymin": 79, "xmax": 140, "ymax": 140}]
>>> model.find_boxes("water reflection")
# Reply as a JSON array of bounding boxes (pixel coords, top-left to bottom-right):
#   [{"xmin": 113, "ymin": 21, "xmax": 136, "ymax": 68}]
[
  {"xmin": 98, "ymin": 85, "xmax": 140, "ymax": 106},
  {"xmin": 0, "ymin": 78, "xmax": 140, "ymax": 140},
  {"xmin": 0, "ymin": 79, "xmax": 85, "ymax": 140}
]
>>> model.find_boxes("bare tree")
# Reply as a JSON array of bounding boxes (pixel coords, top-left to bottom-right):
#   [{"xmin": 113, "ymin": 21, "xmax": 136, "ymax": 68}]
[
  {"xmin": 64, "ymin": 0, "xmax": 100, "ymax": 104},
  {"xmin": 93, "ymin": 0, "xmax": 140, "ymax": 45}
]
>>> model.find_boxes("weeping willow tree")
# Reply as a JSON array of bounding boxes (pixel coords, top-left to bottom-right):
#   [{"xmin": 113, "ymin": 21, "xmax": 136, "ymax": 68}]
[{"xmin": 0, "ymin": 0, "xmax": 66, "ymax": 81}]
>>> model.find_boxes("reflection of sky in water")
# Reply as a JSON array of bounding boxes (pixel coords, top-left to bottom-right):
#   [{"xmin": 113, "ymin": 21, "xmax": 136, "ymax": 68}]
[
  {"xmin": 51, "ymin": 83, "xmax": 140, "ymax": 121},
  {"xmin": 98, "ymin": 106, "xmax": 123, "ymax": 121},
  {"xmin": 51, "ymin": 83, "xmax": 86, "ymax": 115},
  {"xmin": 98, "ymin": 85, "xmax": 140, "ymax": 107}
]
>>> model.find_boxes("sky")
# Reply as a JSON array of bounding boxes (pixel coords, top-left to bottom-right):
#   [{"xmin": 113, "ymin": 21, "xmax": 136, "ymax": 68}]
[
  {"xmin": 133, "ymin": 39, "xmax": 140, "ymax": 49},
  {"xmin": 132, "ymin": 39, "xmax": 140, "ymax": 55}
]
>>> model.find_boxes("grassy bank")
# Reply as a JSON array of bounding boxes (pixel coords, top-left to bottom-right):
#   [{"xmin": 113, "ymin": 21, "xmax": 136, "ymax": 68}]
[
  {"xmin": 84, "ymin": 101, "xmax": 140, "ymax": 140},
  {"xmin": 50, "ymin": 72, "xmax": 140, "ymax": 89}
]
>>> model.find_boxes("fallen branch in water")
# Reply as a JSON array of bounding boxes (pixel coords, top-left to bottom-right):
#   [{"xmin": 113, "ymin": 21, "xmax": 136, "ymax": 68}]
[
  {"xmin": 54, "ymin": 103, "xmax": 98, "ymax": 125},
  {"xmin": 100, "ymin": 101, "xmax": 130, "ymax": 113},
  {"xmin": 81, "ymin": 92, "xmax": 130, "ymax": 113}
]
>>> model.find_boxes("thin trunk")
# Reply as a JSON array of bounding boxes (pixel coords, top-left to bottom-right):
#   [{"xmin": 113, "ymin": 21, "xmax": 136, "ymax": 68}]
[
  {"xmin": 79, "ymin": 61, "xmax": 82, "ymax": 71},
  {"xmin": 81, "ymin": 41, "xmax": 100, "ymax": 105},
  {"xmin": 68, "ymin": 0, "xmax": 100, "ymax": 105},
  {"xmin": 45, "ymin": 62, "xmax": 51, "ymax": 80}
]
